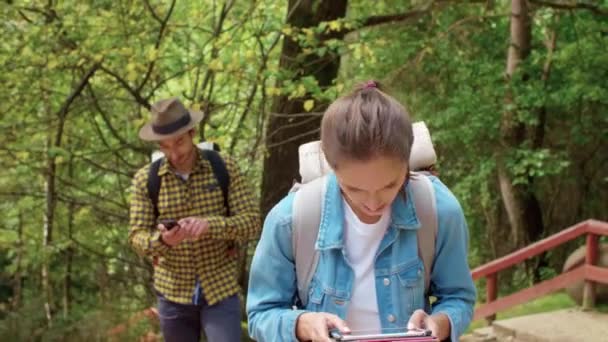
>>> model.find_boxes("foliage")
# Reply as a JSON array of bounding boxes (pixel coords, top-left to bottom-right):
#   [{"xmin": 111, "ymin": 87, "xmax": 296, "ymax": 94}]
[{"xmin": 0, "ymin": 0, "xmax": 606, "ymax": 338}]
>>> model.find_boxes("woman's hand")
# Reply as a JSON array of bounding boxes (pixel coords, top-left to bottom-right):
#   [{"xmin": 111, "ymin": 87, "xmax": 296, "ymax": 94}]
[
  {"xmin": 295, "ymin": 312, "xmax": 350, "ymax": 342},
  {"xmin": 407, "ymin": 309, "xmax": 451, "ymax": 341}
]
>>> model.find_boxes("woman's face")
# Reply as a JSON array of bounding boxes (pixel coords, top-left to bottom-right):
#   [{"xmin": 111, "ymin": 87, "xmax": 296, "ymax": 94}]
[{"xmin": 334, "ymin": 155, "xmax": 408, "ymax": 224}]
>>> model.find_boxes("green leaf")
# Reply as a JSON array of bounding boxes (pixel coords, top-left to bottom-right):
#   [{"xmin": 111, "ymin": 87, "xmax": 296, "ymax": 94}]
[{"xmin": 303, "ymin": 99, "xmax": 314, "ymax": 112}]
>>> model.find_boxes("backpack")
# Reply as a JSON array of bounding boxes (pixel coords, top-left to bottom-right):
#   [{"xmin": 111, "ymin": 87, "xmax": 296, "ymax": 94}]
[
  {"xmin": 147, "ymin": 143, "xmax": 236, "ymax": 259},
  {"xmin": 290, "ymin": 122, "xmax": 438, "ymax": 306},
  {"xmin": 147, "ymin": 149, "xmax": 230, "ymax": 218}
]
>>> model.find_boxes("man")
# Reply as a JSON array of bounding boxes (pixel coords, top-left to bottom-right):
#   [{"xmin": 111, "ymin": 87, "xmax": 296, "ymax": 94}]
[{"xmin": 129, "ymin": 97, "xmax": 261, "ymax": 342}]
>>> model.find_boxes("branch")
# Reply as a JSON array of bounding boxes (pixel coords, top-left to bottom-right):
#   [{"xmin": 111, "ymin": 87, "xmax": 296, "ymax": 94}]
[
  {"xmin": 56, "ymin": 63, "xmax": 100, "ymax": 120},
  {"xmin": 142, "ymin": 0, "xmax": 163, "ymax": 23},
  {"xmin": 385, "ymin": 14, "xmax": 505, "ymax": 84},
  {"xmin": 137, "ymin": 0, "xmax": 176, "ymax": 93},
  {"xmin": 17, "ymin": 6, "xmax": 57, "ymax": 22},
  {"xmin": 146, "ymin": 68, "xmax": 191, "ymax": 100},
  {"xmin": 265, "ymin": 115, "xmax": 320, "ymax": 141},
  {"xmin": 266, "ymin": 127, "xmax": 320, "ymax": 149},
  {"xmin": 0, "ymin": 190, "xmax": 128, "ymax": 221},
  {"xmin": 82, "ymin": 112, "xmax": 144, "ymax": 170},
  {"xmin": 17, "ymin": 10, "xmax": 33, "ymax": 23},
  {"xmin": 319, "ymin": 7, "xmax": 432, "ymax": 42},
  {"xmin": 334, "ymin": 0, "xmax": 492, "ymax": 37},
  {"xmin": 530, "ymin": 0, "xmax": 608, "ymax": 15},
  {"xmin": 55, "ymin": 175, "xmax": 127, "ymax": 210},
  {"xmin": 86, "ymin": 84, "xmax": 149, "ymax": 155},
  {"xmin": 228, "ymin": 31, "xmax": 280, "ymax": 155},
  {"xmin": 51, "ymin": 63, "xmax": 100, "ymax": 151},
  {"xmin": 100, "ymin": 66, "xmax": 151, "ymax": 109},
  {"xmin": 197, "ymin": 0, "xmax": 235, "ymax": 139},
  {"xmin": 228, "ymin": 86, "xmax": 257, "ymax": 153},
  {"xmin": 269, "ymin": 111, "xmax": 324, "ymax": 118},
  {"xmin": 65, "ymin": 235, "xmax": 147, "ymax": 269},
  {"xmin": 77, "ymin": 154, "xmax": 133, "ymax": 178},
  {"xmin": 360, "ymin": 9, "xmax": 431, "ymax": 29}
]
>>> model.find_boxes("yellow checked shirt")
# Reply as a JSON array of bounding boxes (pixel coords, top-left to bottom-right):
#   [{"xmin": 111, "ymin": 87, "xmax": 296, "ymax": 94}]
[{"xmin": 128, "ymin": 152, "xmax": 261, "ymax": 305}]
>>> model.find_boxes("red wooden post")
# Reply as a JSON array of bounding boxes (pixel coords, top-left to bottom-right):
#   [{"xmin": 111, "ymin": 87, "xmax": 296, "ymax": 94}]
[
  {"xmin": 582, "ymin": 233, "xmax": 599, "ymax": 310},
  {"xmin": 486, "ymin": 273, "xmax": 497, "ymax": 324}
]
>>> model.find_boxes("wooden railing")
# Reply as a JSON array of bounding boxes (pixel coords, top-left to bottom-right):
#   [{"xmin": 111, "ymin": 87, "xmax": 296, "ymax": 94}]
[{"xmin": 471, "ymin": 219, "xmax": 608, "ymax": 322}]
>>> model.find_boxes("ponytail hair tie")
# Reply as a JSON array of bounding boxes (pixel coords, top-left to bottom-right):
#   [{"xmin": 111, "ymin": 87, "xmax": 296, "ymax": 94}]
[{"xmin": 364, "ymin": 80, "xmax": 377, "ymax": 89}]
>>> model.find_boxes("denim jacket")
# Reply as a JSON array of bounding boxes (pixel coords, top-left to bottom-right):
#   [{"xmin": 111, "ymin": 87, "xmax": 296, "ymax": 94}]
[{"xmin": 247, "ymin": 174, "xmax": 476, "ymax": 341}]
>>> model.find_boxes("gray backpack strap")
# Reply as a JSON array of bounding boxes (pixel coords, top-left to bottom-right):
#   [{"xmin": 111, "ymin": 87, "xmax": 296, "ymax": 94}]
[
  {"xmin": 410, "ymin": 172, "xmax": 438, "ymax": 295},
  {"xmin": 291, "ymin": 176, "xmax": 327, "ymax": 307}
]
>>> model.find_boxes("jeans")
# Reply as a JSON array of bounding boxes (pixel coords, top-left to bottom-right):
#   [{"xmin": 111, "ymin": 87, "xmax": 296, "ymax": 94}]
[{"xmin": 157, "ymin": 292, "xmax": 242, "ymax": 342}]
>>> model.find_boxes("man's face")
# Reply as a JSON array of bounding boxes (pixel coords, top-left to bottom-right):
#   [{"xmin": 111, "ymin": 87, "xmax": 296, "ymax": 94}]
[{"xmin": 158, "ymin": 130, "xmax": 195, "ymax": 171}]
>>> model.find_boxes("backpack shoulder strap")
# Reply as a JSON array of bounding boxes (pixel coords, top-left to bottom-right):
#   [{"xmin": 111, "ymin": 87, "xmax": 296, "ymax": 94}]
[
  {"xmin": 201, "ymin": 149, "xmax": 231, "ymax": 216},
  {"xmin": 147, "ymin": 159, "xmax": 163, "ymax": 219},
  {"xmin": 410, "ymin": 172, "xmax": 438, "ymax": 295},
  {"xmin": 291, "ymin": 176, "xmax": 327, "ymax": 307}
]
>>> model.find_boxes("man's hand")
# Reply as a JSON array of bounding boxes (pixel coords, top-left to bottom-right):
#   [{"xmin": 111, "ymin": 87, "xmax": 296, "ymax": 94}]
[
  {"xmin": 178, "ymin": 217, "xmax": 209, "ymax": 239},
  {"xmin": 157, "ymin": 217, "xmax": 209, "ymax": 247},
  {"xmin": 407, "ymin": 310, "xmax": 450, "ymax": 341},
  {"xmin": 158, "ymin": 223, "xmax": 188, "ymax": 247},
  {"xmin": 295, "ymin": 312, "xmax": 350, "ymax": 342}
]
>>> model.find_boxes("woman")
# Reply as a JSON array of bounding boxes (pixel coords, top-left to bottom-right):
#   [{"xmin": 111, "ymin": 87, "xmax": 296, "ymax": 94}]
[{"xmin": 247, "ymin": 82, "xmax": 476, "ymax": 341}]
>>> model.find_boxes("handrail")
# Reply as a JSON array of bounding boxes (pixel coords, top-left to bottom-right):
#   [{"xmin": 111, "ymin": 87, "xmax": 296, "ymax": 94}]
[
  {"xmin": 472, "ymin": 220, "xmax": 607, "ymax": 279},
  {"xmin": 472, "ymin": 219, "xmax": 608, "ymax": 322}
]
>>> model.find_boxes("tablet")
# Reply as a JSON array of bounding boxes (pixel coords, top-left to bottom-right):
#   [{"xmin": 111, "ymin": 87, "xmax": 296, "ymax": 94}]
[{"xmin": 330, "ymin": 328, "xmax": 439, "ymax": 342}]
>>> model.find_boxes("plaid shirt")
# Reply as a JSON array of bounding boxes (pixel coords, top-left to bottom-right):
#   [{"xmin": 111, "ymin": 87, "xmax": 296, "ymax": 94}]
[{"xmin": 129, "ymin": 152, "xmax": 261, "ymax": 305}]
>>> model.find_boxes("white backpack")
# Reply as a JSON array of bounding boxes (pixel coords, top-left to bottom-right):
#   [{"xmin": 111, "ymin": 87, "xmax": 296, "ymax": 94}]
[{"xmin": 291, "ymin": 122, "xmax": 439, "ymax": 306}]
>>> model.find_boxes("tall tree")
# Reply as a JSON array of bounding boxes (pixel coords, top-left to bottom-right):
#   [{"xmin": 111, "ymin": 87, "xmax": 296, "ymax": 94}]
[
  {"xmin": 497, "ymin": 0, "xmax": 544, "ymax": 249},
  {"xmin": 42, "ymin": 64, "xmax": 99, "ymax": 326},
  {"xmin": 260, "ymin": 0, "xmax": 348, "ymax": 216}
]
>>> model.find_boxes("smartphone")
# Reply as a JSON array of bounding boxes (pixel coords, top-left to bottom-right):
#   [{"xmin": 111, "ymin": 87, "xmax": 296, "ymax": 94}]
[
  {"xmin": 330, "ymin": 329, "xmax": 437, "ymax": 342},
  {"xmin": 159, "ymin": 219, "xmax": 179, "ymax": 230}
]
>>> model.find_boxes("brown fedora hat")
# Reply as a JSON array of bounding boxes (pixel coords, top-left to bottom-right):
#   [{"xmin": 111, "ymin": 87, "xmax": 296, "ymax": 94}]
[{"xmin": 139, "ymin": 97, "xmax": 204, "ymax": 141}]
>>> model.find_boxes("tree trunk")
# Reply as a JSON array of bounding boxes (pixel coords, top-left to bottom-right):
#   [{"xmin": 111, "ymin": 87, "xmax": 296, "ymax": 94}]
[
  {"xmin": 12, "ymin": 211, "xmax": 24, "ymax": 310},
  {"xmin": 42, "ymin": 114, "xmax": 57, "ymax": 328},
  {"xmin": 42, "ymin": 64, "xmax": 98, "ymax": 327},
  {"xmin": 63, "ymin": 155, "xmax": 75, "ymax": 319},
  {"xmin": 530, "ymin": 26, "xmax": 557, "ymax": 283},
  {"xmin": 260, "ymin": 0, "xmax": 348, "ymax": 216},
  {"xmin": 497, "ymin": 0, "xmax": 544, "ymax": 250}
]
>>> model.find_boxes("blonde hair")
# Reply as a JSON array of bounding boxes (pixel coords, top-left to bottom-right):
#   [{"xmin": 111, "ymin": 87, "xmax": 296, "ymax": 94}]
[{"xmin": 320, "ymin": 81, "xmax": 414, "ymax": 169}]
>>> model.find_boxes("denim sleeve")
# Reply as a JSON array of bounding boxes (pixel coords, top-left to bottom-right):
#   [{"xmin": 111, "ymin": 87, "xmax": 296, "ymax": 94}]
[
  {"xmin": 429, "ymin": 178, "xmax": 477, "ymax": 341},
  {"xmin": 246, "ymin": 193, "xmax": 307, "ymax": 342}
]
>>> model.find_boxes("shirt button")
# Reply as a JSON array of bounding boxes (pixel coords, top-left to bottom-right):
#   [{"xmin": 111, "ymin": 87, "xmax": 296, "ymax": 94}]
[
  {"xmin": 383, "ymin": 278, "xmax": 391, "ymax": 286},
  {"xmin": 334, "ymin": 299, "xmax": 345, "ymax": 305},
  {"xmin": 387, "ymin": 314, "xmax": 396, "ymax": 323}
]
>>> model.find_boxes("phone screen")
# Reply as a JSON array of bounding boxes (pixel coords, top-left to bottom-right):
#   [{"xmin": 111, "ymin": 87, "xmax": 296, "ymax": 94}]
[
  {"xmin": 330, "ymin": 329, "xmax": 437, "ymax": 342},
  {"xmin": 160, "ymin": 219, "xmax": 179, "ymax": 230}
]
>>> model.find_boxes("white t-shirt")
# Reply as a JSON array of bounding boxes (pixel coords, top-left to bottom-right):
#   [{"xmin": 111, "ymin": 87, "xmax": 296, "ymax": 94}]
[
  {"xmin": 174, "ymin": 171, "xmax": 190, "ymax": 181},
  {"xmin": 343, "ymin": 199, "xmax": 391, "ymax": 332}
]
